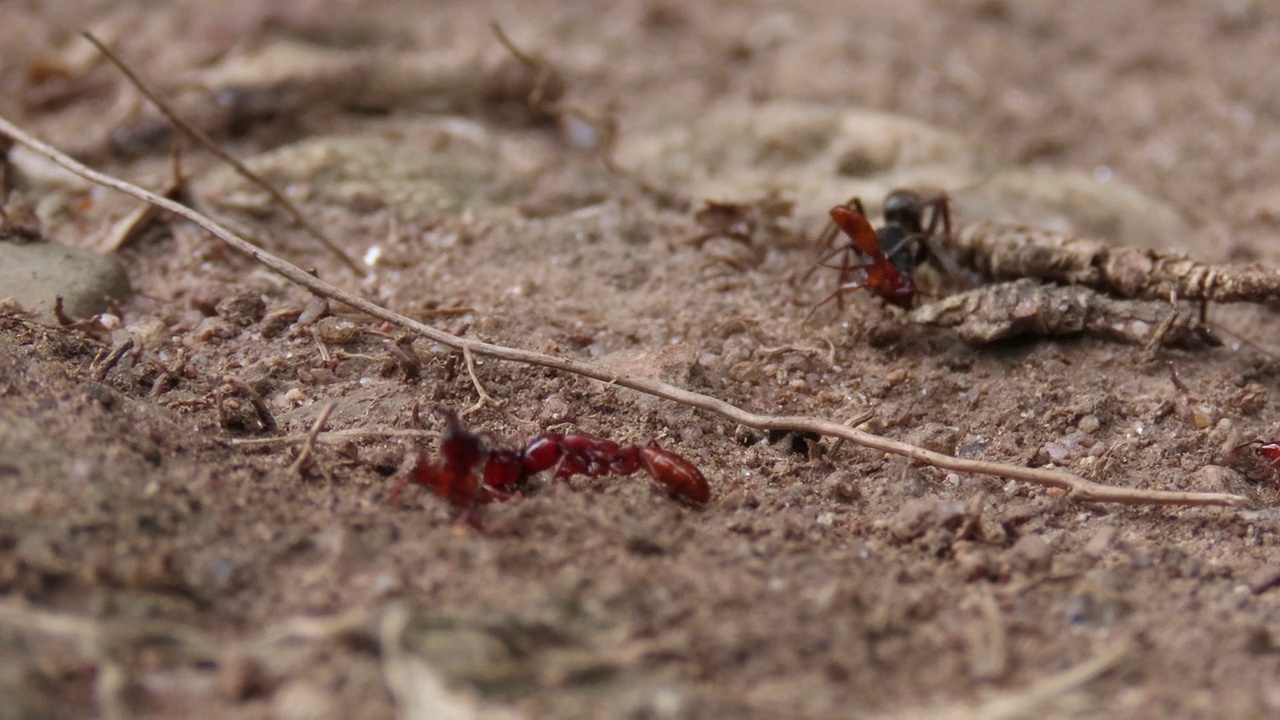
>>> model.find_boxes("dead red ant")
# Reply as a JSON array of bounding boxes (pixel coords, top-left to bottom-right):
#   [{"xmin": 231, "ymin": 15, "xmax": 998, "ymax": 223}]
[
  {"xmin": 389, "ymin": 410, "xmax": 711, "ymax": 521},
  {"xmin": 809, "ymin": 189, "xmax": 954, "ymax": 312}
]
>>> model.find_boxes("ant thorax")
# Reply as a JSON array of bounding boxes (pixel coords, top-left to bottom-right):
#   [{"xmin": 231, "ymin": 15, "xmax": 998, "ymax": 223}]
[{"xmin": 876, "ymin": 226, "xmax": 928, "ymax": 277}]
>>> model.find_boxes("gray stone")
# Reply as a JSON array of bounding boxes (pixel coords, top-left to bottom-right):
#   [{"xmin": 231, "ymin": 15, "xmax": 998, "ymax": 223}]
[{"xmin": 0, "ymin": 239, "xmax": 131, "ymax": 322}]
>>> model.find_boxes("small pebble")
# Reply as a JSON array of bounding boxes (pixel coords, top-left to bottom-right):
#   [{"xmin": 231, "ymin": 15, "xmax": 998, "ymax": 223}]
[
  {"xmin": 187, "ymin": 281, "xmax": 227, "ymax": 315},
  {"xmin": 127, "ymin": 316, "xmax": 169, "ymax": 350},
  {"xmin": 1083, "ymin": 524, "xmax": 1117, "ymax": 558},
  {"xmin": 728, "ymin": 361, "xmax": 764, "ymax": 383},
  {"xmin": 1040, "ymin": 441, "xmax": 1069, "ymax": 462},
  {"xmin": 1008, "ymin": 534, "xmax": 1053, "ymax": 574},
  {"xmin": 1191, "ymin": 404, "xmax": 1218, "ymax": 430},
  {"xmin": 216, "ymin": 291, "xmax": 266, "ymax": 326},
  {"xmin": 1191, "ymin": 465, "xmax": 1245, "ymax": 493},
  {"xmin": 887, "ymin": 498, "xmax": 967, "ymax": 540},
  {"xmin": 907, "ymin": 422, "xmax": 961, "ymax": 455},
  {"xmin": 1246, "ymin": 566, "xmax": 1280, "ymax": 595},
  {"xmin": 825, "ymin": 471, "xmax": 862, "ymax": 503},
  {"xmin": 888, "ymin": 499, "xmax": 937, "ymax": 540},
  {"xmin": 884, "ymin": 368, "xmax": 909, "ymax": 385},
  {"xmin": 311, "ymin": 316, "xmax": 361, "ymax": 344},
  {"xmin": 194, "ymin": 316, "xmax": 239, "ymax": 341},
  {"xmin": 218, "ymin": 652, "xmax": 268, "ymax": 701},
  {"xmin": 953, "ymin": 540, "xmax": 997, "ymax": 581},
  {"xmin": 1077, "ymin": 414, "xmax": 1101, "ymax": 434}
]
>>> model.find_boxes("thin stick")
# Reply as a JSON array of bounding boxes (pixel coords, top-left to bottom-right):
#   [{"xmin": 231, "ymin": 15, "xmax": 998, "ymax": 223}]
[
  {"xmin": 53, "ymin": 296, "xmax": 76, "ymax": 326},
  {"xmin": 287, "ymin": 400, "xmax": 336, "ymax": 474},
  {"xmin": 222, "ymin": 376, "xmax": 278, "ymax": 434},
  {"xmin": 80, "ymin": 32, "xmax": 368, "ymax": 278},
  {"xmin": 229, "ymin": 428, "xmax": 439, "ymax": 447},
  {"xmin": 489, "ymin": 21, "xmax": 553, "ymax": 104},
  {"xmin": 0, "ymin": 113, "xmax": 1253, "ymax": 510},
  {"xmin": 91, "ymin": 338, "xmax": 134, "ymax": 381},
  {"xmin": 461, "ymin": 346, "xmax": 501, "ymax": 417},
  {"xmin": 489, "ymin": 22, "xmax": 620, "ymax": 170},
  {"xmin": 383, "ymin": 338, "xmax": 421, "ymax": 380}
]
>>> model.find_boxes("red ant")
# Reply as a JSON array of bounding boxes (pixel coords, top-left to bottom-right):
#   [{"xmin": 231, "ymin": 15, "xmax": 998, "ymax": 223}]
[
  {"xmin": 1233, "ymin": 439, "xmax": 1280, "ymax": 477},
  {"xmin": 809, "ymin": 189, "xmax": 953, "ymax": 312},
  {"xmin": 389, "ymin": 411, "xmax": 710, "ymax": 521}
]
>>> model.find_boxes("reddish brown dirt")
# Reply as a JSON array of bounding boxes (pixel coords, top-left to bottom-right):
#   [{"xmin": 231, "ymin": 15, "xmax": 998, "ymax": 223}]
[{"xmin": 5, "ymin": 1, "xmax": 1280, "ymax": 717}]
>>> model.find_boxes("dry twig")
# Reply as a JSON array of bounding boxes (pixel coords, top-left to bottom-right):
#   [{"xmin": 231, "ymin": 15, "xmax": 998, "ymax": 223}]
[
  {"xmin": 0, "ymin": 113, "xmax": 1254, "ymax": 510},
  {"xmin": 461, "ymin": 345, "xmax": 502, "ymax": 417},
  {"xmin": 490, "ymin": 21, "xmax": 618, "ymax": 167},
  {"xmin": 383, "ymin": 337, "xmax": 421, "ymax": 379},
  {"xmin": 221, "ymin": 376, "xmax": 278, "ymax": 434},
  {"xmin": 287, "ymin": 400, "xmax": 336, "ymax": 475},
  {"xmin": 52, "ymin": 295, "xmax": 76, "ymax": 326},
  {"xmin": 90, "ymin": 337, "xmax": 134, "ymax": 381},
  {"xmin": 230, "ymin": 427, "xmax": 438, "ymax": 447}
]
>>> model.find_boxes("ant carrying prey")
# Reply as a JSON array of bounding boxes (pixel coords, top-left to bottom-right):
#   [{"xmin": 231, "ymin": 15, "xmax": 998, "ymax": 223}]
[
  {"xmin": 809, "ymin": 189, "xmax": 954, "ymax": 312},
  {"xmin": 389, "ymin": 411, "xmax": 711, "ymax": 522}
]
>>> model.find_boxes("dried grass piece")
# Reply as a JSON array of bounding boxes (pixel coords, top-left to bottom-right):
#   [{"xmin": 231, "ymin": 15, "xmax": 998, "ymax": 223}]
[
  {"xmin": 946, "ymin": 221, "xmax": 1280, "ymax": 303},
  {"xmin": 909, "ymin": 279, "xmax": 1219, "ymax": 346}
]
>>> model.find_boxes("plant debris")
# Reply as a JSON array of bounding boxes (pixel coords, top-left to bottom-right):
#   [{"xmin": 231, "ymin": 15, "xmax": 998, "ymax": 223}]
[
  {"xmin": 908, "ymin": 278, "xmax": 1220, "ymax": 346},
  {"xmin": 942, "ymin": 221, "xmax": 1280, "ymax": 303}
]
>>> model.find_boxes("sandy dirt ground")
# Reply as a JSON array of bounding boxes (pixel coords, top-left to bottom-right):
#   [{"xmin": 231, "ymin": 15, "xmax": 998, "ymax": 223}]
[{"xmin": 4, "ymin": 1, "xmax": 1280, "ymax": 717}]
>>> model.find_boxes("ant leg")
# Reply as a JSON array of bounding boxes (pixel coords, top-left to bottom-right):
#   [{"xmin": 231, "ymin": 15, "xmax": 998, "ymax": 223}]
[
  {"xmin": 387, "ymin": 465, "xmax": 414, "ymax": 506},
  {"xmin": 815, "ymin": 218, "xmax": 841, "ymax": 252},
  {"xmin": 923, "ymin": 192, "xmax": 952, "ymax": 241},
  {"xmin": 806, "ymin": 197, "xmax": 877, "ymax": 314},
  {"xmin": 389, "ymin": 452, "xmax": 443, "ymax": 506},
  {"xmin": 803, "ymin": 277, "xmax": 869, "ymax": 323},
  {"xmin": 920, "ymin": 192, "xmax": 970, "ymax": 286},
  {"xmin": 832, "ymin": 243, "xmax": 858, "ymax": 313},
  {"xmin": 806, "ymin": 243, "xmax": 860, "ymax": 277}
]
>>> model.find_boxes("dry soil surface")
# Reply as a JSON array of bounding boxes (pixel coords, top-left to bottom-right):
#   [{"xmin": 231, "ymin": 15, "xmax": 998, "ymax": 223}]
[{"xmin": 5, "ymin": 1, "xmax": 1280, "ymax": 718}]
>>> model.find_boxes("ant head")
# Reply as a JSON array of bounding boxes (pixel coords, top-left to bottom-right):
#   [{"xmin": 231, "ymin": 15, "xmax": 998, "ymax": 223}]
[{"xmin": 882, "ymin": 189, "xmax": 925, "ymax": 232}]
